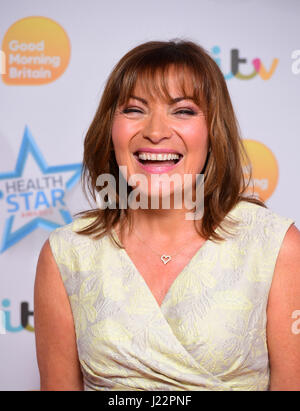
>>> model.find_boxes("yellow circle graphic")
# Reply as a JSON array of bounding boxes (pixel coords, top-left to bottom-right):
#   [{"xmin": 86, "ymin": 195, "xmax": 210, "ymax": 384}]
[
  {"xmin": 242, "ymin": 139, "xmax": 279, "ymax": 202},
  {"xmin": 2, "ymin": 16, "xmax": 71, "ymax": 85}
]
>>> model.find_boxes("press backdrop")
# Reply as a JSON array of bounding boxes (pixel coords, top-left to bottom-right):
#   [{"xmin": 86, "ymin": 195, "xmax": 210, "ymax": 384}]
[{"xmin": 0, "ymin": 0, "xmax": 299, "ymax": 390}]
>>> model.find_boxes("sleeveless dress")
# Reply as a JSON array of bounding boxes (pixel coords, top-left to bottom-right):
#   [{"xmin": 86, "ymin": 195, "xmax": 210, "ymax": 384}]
[{"xmin": 48, "ymin": 201, "xmax": 294, "ymax": 391}]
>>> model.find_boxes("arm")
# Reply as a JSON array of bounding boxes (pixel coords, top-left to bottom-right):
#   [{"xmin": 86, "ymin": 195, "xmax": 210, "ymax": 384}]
[
  {"xmin": 267, "ymin": 224, "xmax": 300, "ymax": 391},
  {"xmin": 34, "ymin": 239, "xmax": 84, "ymax": 391}
]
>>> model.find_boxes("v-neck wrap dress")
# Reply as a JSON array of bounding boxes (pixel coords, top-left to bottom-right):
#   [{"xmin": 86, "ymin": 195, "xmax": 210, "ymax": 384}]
[{"xmin": 48, "ymin": 201, "xmax": 294, "ymax": 391}]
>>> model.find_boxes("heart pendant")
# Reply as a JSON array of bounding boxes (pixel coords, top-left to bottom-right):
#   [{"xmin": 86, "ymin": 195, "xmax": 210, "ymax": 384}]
[{"xmin": 161, "ymin": 255, "xmax": 171, "ymax": 264}]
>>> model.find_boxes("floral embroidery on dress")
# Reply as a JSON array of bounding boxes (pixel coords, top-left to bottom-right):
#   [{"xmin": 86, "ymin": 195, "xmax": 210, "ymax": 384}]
[{"xmin": 49, "ymin": 201, "xmax": 294, "ymax": 391}]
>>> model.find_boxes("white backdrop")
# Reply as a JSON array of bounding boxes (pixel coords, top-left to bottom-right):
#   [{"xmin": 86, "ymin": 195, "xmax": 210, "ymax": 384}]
[{"xmin": 0, "ymin": 0, "xmax": 299, "ymax": 390}]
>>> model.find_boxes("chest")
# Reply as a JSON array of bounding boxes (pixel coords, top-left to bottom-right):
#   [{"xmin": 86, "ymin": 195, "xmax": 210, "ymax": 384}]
[
  {"xmin": 74, "ymin": 231, "xmax": 270, "ymax": 390},
  {"xmin": 121, "ymin": 238, "xmax": 207, "ymax": 307}
]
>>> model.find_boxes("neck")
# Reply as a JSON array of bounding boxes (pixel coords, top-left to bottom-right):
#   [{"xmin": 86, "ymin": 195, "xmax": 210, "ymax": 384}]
[{"xmin": 122, "ymin": 207, "xmax": 202, "ymax": 245}]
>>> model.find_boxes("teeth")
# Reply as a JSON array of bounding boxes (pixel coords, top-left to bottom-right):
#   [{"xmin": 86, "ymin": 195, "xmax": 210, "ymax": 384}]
[
  {"xmin": 138, "ymin": 153, "xmax": 146, "ymax": 160},
  {"xmin": 137, "ymin": 152, "xmax": 181, "ymax": 161}
]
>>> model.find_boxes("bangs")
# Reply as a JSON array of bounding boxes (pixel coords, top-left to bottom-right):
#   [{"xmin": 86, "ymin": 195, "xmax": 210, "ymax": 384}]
[{"xmin": 117, "ymin": 60, "xmax": 207, "ymax": 110}]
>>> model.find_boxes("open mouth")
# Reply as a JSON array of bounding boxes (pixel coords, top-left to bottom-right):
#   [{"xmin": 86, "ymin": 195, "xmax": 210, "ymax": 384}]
[{"xmin": 133, "ymin": 151, "xmax": 184, "ymax": 167}]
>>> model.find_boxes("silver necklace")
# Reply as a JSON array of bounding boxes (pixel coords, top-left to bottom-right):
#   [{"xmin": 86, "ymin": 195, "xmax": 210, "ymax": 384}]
[{"xmin": 131, "ymin": 227, "xmax": 194, "ymax": 265}]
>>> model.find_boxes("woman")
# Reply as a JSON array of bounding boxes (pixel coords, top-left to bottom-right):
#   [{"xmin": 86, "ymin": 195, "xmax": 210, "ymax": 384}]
[{"xmin": 34, "ymin": 40, "xmax": 300, "ymax": 391}]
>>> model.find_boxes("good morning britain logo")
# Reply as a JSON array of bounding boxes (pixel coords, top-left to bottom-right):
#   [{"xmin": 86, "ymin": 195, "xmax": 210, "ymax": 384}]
[
  {"xmin": 1, "ymin": 16, "xmax": 70, "ymax": 85},
  {"xmin": 0, "ymin": 126, "xmax": 81, "ymax": 253}
]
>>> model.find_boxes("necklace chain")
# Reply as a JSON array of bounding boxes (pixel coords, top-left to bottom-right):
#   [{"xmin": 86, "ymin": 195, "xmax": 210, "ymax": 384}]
[{"xmin": 131, "ymin": 227, "xmax": 195, "ymax": 265}]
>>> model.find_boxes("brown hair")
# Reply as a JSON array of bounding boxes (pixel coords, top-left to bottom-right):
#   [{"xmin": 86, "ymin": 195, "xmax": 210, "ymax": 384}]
[{"xmin": 74, "ymin": 39, "xmax": 265, "ymax": 246}]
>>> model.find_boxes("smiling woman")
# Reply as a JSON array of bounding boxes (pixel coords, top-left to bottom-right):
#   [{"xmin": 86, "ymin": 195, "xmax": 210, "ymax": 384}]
[
  {"xmin": 76, "ymin": 40, "xmax": 261, "ymax": 242},
  {"xmin": 34, "ymin": 39, "xmax": 300, "ymax": 391}
]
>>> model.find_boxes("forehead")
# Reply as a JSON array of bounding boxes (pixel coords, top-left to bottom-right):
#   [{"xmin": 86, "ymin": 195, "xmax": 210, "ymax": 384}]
[{"xmin": 119, "ymin": 64, "xmax": 201, "ymax": 105}]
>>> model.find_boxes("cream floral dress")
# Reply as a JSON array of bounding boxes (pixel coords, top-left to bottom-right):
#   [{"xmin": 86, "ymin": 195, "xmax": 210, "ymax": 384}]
[{"xmin": 48, "ymin": 201, "xmax": 294, "ymax": 391}]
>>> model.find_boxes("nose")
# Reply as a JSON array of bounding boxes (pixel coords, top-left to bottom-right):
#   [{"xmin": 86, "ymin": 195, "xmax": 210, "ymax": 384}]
[{"xmin": 142, "ymin": 110, "xmax": 172, "ymax": 143}]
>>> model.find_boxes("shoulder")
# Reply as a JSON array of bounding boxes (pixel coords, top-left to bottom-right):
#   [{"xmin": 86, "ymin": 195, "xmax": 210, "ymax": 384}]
[
  {"xmin": 48, "ymin": 216, "xmax": 97, "ymax": 249},
  {"xmin": 224, "ymin": 201, "xmax": 295, "ymax": 279},
  {"xmin": 49, "ymin": 216, "xmax": 96, "ymax": 240},
  {"xmin": 231, "ymin": 199, "xmax": 291, "ymax": 222},
  {"xmin": 267, "ymin": 217, "xmax": 300, "ymax": 290},
  {"xmin": 35, "ymin": 216, "xmax": 97, "ymax": 297},
  {"xmin": 45, "ymin": 216, "xmax": 97, "ymax": 275},
  {"xmin": 229, "ymin": 200, "xmax": 295, "ymax": 238},
  {"xmin": 272, "ymin": 223, "xmax": 300, "ymax": 281}
]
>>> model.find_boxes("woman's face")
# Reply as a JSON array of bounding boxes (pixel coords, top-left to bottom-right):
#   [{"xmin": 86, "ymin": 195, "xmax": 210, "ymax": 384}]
[{"xmin": 111, "ymin": 69, "xmax": 209, "ymax": 202}]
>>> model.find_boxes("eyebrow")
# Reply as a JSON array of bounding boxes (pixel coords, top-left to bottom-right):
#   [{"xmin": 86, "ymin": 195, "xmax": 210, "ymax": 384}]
[{"xmin": 130, "ymin": 95, "xmax": 195, "ymax": 105}]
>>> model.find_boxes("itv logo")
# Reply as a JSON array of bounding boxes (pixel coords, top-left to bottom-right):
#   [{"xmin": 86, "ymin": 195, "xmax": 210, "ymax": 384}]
[
  {"xmin": 211, "ymin": 46, "xmax": 279, "ymax": 80},
  {"xmin": 1, "ymin": 299, "xmax": 34, "ymax": 333}
]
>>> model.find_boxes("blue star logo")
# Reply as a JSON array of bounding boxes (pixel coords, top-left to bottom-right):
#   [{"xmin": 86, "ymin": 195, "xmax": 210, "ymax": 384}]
[{"xmin": 0, "ymin": 126, "xmax": 82, "ymax": 253}]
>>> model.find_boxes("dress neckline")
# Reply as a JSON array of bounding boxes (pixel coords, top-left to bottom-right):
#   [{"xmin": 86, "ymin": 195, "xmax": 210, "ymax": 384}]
[
  {"xmin": 109, "ymin": 201, "xmax": 243, "ymax": 309},
  {"xmin": 111, "ymin": 227, "xmax": 213, "ymax": 309}
]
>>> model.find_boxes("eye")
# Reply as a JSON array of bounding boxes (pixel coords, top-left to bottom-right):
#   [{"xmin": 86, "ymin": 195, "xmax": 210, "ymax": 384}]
[
  {"xmin": 121, "ymin": 107, "xmax": 144, "ymax": 115},
  {"xmin": 174, "ymin": 109, "xmax": 196, "ymax": 116}
]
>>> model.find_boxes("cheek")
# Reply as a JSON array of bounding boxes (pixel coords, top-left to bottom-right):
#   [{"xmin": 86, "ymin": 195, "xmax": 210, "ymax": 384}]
[
  {"xmin": 111, "ymin": 120, "xmax": 127, "ymax": 167},
  {"xmin": 111, "ymin": 118, "xmax": 127, "ymax": 150},
  {"xmin": 111, "ymin": 117, "xmax": 137, "ymax": 167},
  {"xmin": 183, "ymin": 122, "xmax": 209, "ymax": 153},
  {"xmin": 112, "ymin": 117, "xmax": 140, "ymax": 152}
]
